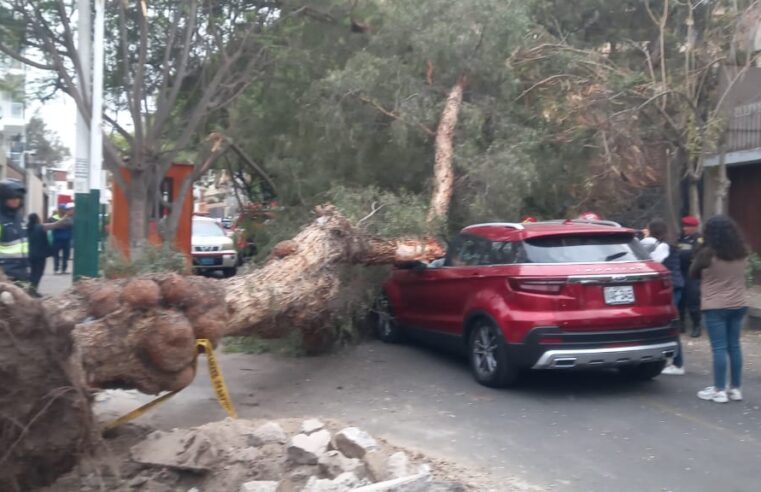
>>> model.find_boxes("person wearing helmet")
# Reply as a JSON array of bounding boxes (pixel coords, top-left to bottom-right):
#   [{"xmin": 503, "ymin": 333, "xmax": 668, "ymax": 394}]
[{"xmin": 0, "ymin": 179, "xmax": 30, "ymax": 282}]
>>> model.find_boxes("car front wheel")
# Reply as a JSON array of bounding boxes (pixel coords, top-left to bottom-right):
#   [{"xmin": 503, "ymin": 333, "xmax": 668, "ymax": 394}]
[{"xmin": 469, "ymin": 321, "xmax": 518, "ymax": 388}]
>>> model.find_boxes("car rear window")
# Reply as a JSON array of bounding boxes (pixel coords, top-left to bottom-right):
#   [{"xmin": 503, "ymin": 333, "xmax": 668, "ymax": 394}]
[{"xmin": 520, "ymin": 234, "xmax": 649, "ymax": 263}]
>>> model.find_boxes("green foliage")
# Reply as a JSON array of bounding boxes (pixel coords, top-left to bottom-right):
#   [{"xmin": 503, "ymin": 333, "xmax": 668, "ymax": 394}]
[
  {"xmin": 747, "ymin": 252, "xmax": 761, "ymax": 288},
  {"xmin": 101, "ymin": 242, "xmax": 189, "ymax": 278},
  {"xmin": 323, "ymin": 185, "xmax": 430, "ymax": 237},
  {"xmin": 223, "ymin": 332, "xmax": 305, "ymax": 357},
  {"xmin": 25, "ymin": 116, "xmax": 70, "ymax": 169}
]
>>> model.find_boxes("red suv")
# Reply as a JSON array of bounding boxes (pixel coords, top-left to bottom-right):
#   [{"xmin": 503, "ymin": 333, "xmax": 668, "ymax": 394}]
[{"xmin": 375, "ymin": 220, "xmax": 678, "ymax": 387}]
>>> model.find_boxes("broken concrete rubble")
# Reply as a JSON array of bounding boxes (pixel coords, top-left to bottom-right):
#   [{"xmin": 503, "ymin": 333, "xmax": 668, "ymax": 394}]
[
  {"xmin": 302, "ymin": 418, "xmax": 326, "ymax": 435},
  {"xmin": 248, "ymin": 421, "xmax": 288, "ymax": 446},
  {"xmin": 319, "ymin": 450, "xmax": 366, "ymax": 479},
  {"xmin": 239, "ymin": 480, "xmax": 279, "ymax": 492},
  {"xmin": 386, "ymin": 451, "xmax": 412, "ymax": 480},
  {"xmin": 288, "ymin": 429, "xmax": 332, "ymax": 465},
  {"xmin": 43, "ymin": 418, "xmax": 482, "ymax": 492},
  {"xmin": 332, "ymin": 427, "xmax": 379, "ymax": 459},
  {"xmin": 353, "ymin": 472, "xmax": 432, "ymax": 492}
]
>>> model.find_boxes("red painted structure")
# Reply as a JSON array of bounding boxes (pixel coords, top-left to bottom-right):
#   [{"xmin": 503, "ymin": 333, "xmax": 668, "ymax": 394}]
[{"xmin": 111, "ymin": 163, "xmax": 194, "ymax": 258}]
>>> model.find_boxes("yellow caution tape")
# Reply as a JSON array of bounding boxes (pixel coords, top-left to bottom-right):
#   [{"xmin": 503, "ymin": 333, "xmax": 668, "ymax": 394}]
[
  {"xmin": 196, "ymin": 338, "xmax": 238, "ymax": 418},
  {"xmin": 104, "ymin": 338, "xmax": 237, "ymax": 431}
]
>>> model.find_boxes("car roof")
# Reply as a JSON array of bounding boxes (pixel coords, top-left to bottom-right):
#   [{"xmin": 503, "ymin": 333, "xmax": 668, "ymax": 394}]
[{"xmin": 460, "ymin": 220, "xmax": 636, "ymax": 241}]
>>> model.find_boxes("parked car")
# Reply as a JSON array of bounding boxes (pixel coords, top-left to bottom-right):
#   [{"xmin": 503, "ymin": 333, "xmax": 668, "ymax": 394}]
[
  {"xmin": 375, "ymin": 219, "xmax": 679, "ymax": 387},
  {"xmin": 191, "ymin": 216, "xmax": 238, "ymax": 277}
]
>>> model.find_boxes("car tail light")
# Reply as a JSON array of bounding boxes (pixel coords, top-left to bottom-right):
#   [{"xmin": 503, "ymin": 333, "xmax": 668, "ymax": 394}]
[{"xmin": 508, "ymin": 278, "xmax": 566, "ymax": 295}]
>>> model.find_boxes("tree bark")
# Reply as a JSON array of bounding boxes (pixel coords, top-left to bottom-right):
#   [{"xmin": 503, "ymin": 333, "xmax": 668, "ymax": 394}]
[
  {"xmin": 427, "ymin": 76, "xmax": 467, "ymax": 226},
  {"xmin": 127, "ymin": 170, "xmax": 151, "ymax": 254},
  {"xmin": 714, "ymin": 146, "xmax": 729, "ymax": 215},
  {"xmin": 17, "ymin": 205, "xmax": 445, "ymax": 395}
]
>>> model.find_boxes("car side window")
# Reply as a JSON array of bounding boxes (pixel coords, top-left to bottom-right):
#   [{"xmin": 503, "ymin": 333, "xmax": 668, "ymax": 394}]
[
  {"xmin": 490, "ymin": 241, "xmax": 516, "ymax": 264},
  {"xmin": 448, "ymin": 235, "xmax": 489, "ymax": 266},
  {"xmin": 489, "ymin": 241, "xmax": 529, "ymax": 264}
]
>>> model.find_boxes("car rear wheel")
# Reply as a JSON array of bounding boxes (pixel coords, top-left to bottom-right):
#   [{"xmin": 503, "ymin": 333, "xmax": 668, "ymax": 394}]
[
  {"xmin": 469, "ymin": 321, "xmax": 518, "ymax": 388},
  {"xmin": 373, "ymin": 295, "xmax": 403, "ymax": 343},
  {"xmin": 619, "ymin": 360, "xmax": 666, "ymax": 381}
]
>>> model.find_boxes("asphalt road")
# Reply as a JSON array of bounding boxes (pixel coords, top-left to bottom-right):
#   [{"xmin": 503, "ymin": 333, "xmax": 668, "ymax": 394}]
[{"xmin": 96, "ymin": 330, "xmax": 761, "ymax": 492}]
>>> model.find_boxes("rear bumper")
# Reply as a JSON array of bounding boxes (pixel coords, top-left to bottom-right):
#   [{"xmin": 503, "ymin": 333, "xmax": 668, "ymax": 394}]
[
  {"xmin": 531, "ymin": 341, "xmax": 677, "ymax": 369},
  {"xmin": 506, "ymin": 324, "xmax": 678, "ymax": 369}
]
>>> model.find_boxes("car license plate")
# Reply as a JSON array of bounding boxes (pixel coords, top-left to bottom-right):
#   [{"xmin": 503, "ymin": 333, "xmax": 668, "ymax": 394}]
[
  {"xmin": 199, "ymin": 257, "xmax": 215, "ymax": 266},
  {"xmin": 604, "ymin": 285, "xmax": 635, "ymax": 305}
]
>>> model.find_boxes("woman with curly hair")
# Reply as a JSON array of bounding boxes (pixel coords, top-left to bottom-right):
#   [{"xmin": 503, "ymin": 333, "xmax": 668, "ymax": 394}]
[{"xmin": 690, "ymin": 215, "xmax": 749, "ymax": 403}]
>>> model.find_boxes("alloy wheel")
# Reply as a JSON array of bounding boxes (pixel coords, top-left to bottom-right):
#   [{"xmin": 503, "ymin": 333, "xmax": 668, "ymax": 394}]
[{"xmin": 472, "ymin": 325, "xmax": 499, "ymax": 378}]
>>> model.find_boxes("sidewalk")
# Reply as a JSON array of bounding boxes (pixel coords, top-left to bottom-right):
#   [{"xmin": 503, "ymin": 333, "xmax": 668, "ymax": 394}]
[{"xmin": 38, "ymin": 257, "xmax": 73, "ymax": 297}]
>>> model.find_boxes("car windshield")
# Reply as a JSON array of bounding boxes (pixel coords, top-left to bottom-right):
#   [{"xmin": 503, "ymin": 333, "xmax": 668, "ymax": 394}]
[
  {"xmin": 519, "ymin": 234, "xmax": 649, "ymax": 263},
  {"xmin": 193, "ymin": 220, "xmax": 225, "ymax": 237}
]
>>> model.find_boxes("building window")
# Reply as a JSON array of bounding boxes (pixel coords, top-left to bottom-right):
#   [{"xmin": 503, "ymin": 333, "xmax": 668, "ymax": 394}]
[{"xmin": 10, "ymin": 102, "xmax": 24, "ymax": 119}]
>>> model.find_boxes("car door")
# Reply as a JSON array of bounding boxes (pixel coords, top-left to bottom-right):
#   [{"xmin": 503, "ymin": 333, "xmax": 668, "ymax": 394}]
[{"xmin": 407, "ymin": 235, "xmax": 490, "ymax": 335}]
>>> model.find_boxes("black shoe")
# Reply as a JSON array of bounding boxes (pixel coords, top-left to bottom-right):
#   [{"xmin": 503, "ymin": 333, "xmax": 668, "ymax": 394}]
[{"xmin": 691, "ymin": 328, "xmax": 701, "ymax": 338}]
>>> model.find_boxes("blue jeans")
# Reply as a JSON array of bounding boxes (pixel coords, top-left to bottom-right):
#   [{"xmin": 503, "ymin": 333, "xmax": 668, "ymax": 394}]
[
  {"xmin": 704, "ymin": 308, "xmax": 747, "ymax": 389},
  {"xmin": 672, "ymin": 288, "xmax": 684, "ymax": 368}
]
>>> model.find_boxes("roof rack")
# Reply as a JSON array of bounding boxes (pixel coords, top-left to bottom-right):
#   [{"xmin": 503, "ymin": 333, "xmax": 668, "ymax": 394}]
[
  {"xmin": 464, "ymin": 222, "xmax": 525, "ymax": 230},
  {"xmin": 536, "ymin": 219, "xmax": 622, "ymax": 227}
]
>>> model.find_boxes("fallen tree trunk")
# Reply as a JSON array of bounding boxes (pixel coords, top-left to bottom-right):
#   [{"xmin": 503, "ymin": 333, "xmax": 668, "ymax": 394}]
[{"xmin": 0, "ymin": 205, "xmax": 443, "ymax": 491}]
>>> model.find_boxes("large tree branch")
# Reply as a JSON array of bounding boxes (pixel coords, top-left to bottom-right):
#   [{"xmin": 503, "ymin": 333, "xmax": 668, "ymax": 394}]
[
  {"xmin": 0, "ymin": 43, "xmax": 55, "ymax": 70},
  {"xmin": 149, "ymin": 0, "xmax": 200, "ymax": 143}
]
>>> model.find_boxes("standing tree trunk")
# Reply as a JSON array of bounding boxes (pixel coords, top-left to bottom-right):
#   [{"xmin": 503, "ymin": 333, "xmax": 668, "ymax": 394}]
[
  {"xmin": 127, "ymin": 170, "xmax": 151, "ymax": 254},
  {"xmin": 714, "ymin": 145, "xmax": 730, "ymax": 216},
  {"xmin": 427, "ymin": 76, "xmax": 467, "ymax": 226}
]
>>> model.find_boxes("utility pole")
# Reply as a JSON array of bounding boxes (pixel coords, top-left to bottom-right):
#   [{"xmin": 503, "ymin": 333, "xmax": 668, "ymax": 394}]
[{"xmin": 73, "ymin": 0, "xmax": 104, "ymax": 279}]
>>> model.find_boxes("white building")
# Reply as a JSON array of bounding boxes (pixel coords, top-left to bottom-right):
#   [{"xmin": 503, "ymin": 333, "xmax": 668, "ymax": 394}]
[{"xmin": 0, "ymin": 54, "xmax": 26, "ymax": 175}]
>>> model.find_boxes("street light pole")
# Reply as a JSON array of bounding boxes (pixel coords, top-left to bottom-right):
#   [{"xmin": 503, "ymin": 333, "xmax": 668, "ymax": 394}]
[{"xmin": 73, "ymin": 0, "xmax": 104, "ymax": 279}]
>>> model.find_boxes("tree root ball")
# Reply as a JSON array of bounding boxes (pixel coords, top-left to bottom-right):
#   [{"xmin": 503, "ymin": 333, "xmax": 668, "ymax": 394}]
[
  {"xmin": 167, "ymin": 364, "xmax": 197, "ymax": 391},
  {"xmin": 158, "ymin": 273, "xmax": 196, "ymax": 307},
  {"xmin": 185, "ymin": 305, "xmax": 228, "ymax": 344},
  {"xmin": 141, "ymin": 311, "xmax": 197, "ymax": 372},
  {"xmin": 87, "ymin": 284, "xmax": 122, "ymax": 319},
  {"xmin": 271, "ymin": 239, "xmax": 299, "ymax": 259},
  {"xmin": 120, "ymin": 279, "xmax": 161, "ymax": 309}
]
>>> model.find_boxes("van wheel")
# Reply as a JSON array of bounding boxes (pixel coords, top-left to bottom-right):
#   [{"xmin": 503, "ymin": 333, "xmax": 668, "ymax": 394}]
[
  {"xmin": 222, "ymin": 267, "xmax": 237, "ymax": 278},
  {"xmin": 619, "ymin": 361, "xmax": 666, "ymax": 381},
  {"xmin": 373, "ymin": 295, "xmax": 403, "ymax": 343},
  {"xmin": 469, "ymin": 321, "xmax": 518, "ymax": 388}
]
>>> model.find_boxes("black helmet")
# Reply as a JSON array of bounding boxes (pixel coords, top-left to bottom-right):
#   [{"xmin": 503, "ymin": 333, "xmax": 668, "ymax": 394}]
[{"xmin": 0, "ymin": 179, "xmax": 26, "ymax": 200}]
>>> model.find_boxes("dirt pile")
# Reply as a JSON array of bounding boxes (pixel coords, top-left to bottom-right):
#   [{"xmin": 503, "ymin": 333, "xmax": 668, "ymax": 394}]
[{"xmin": 43, "ymin": 418, "xmax": 475, "ymax": 492}]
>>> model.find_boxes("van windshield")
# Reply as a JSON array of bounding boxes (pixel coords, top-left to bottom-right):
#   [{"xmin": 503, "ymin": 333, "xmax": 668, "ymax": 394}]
[
  {"xmin": 520, "ymin": 234, "xmax": 649, "ymax": 264},
  {"xmin": 193, "ymin": 220, "xmax": 226, "ymax": 237}
]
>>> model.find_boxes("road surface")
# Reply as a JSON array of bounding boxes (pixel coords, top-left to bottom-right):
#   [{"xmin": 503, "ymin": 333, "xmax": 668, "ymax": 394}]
[{"xmin": 96, "ymin": 331, "xmax": 761, "ymax": 492}]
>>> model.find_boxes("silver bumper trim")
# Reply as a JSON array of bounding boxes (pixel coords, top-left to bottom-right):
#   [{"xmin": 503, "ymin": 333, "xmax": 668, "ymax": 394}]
[{"xmin": 532, "ymin": 341, "xmax": 678, "ymax": 369}]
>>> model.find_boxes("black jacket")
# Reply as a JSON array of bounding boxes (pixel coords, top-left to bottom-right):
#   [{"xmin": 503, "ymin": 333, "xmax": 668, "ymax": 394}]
[{"xmin": 28, "ymin": 223, "xmax": 52, "ymax": 259}]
